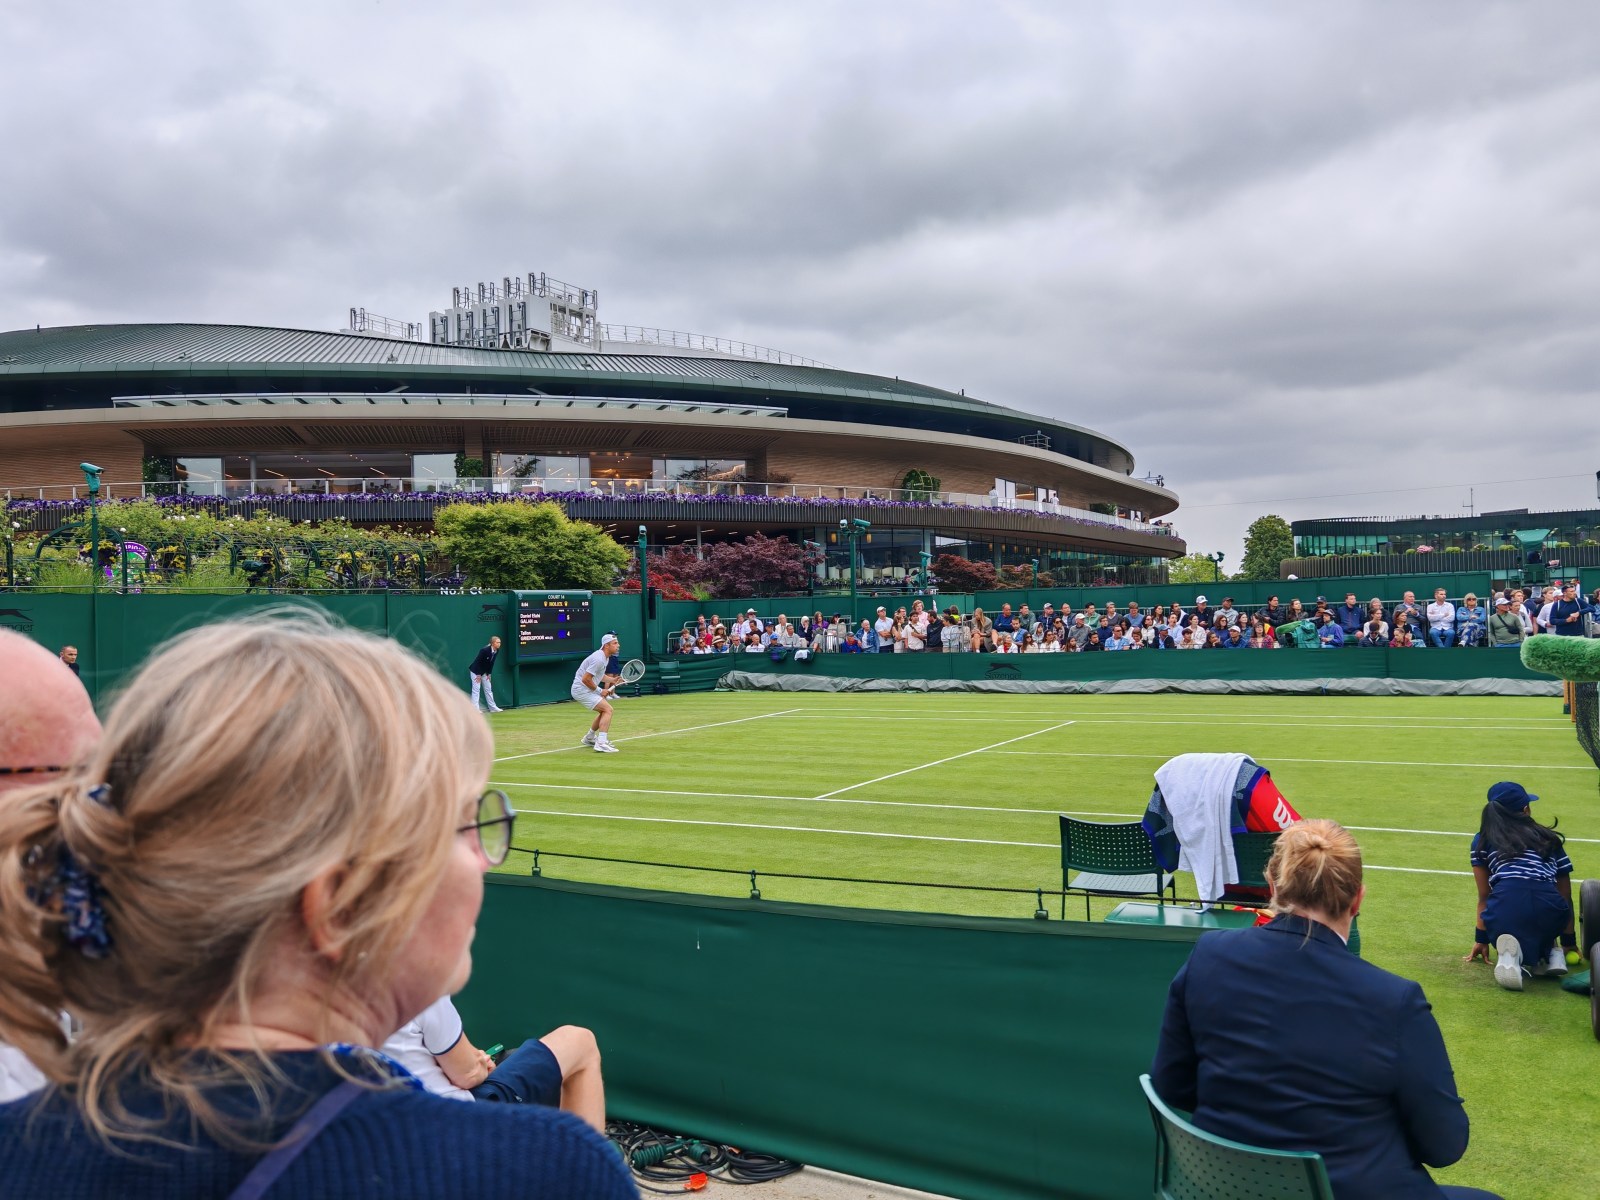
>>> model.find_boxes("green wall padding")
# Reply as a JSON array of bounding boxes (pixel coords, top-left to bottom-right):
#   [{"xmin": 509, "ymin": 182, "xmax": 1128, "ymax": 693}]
[{"xmin": 456, "ymin": 876, "xmax": 1199, "ymax": 1200}]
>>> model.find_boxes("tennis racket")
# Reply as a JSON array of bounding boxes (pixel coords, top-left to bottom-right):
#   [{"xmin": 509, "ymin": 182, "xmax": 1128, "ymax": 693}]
[{"xmin": 620, "ymin": 658, "xmax": 646, "ymax": 683}]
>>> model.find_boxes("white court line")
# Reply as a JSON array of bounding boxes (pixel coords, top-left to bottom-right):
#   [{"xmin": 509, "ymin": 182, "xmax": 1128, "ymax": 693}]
[
  {"xmin": 994, "ymin": 750, "xmax": 1594, "ymax": 771},
  {"xmin": 493, "ymin": 709, "xmax": 800, "ymax": 762},
  {"xmin": 783, "ymin": 715, "xmax": 1573, "ymax": 733},
  {"xmin": 785, "ymin": 706, "xmax": 1565, "ymax": 723},
  {"xmin": 813, "ymin": 721, "xmax": 1076, "ymax": 799},
  {"xmin": 508, "ymin": 806, "xmax": 1472, "ymax": 874},
  {"xmin": 493, "ymin": 780, "xmax": 1600, "ymax": 844}
]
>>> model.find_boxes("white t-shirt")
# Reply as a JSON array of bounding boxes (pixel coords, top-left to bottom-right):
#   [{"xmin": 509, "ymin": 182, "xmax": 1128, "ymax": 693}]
[
  {"xmin": 382, "ymin": 996, "xmax": 473, "ymax": 1101},
  {"xmin": 573, "ymin": 648, "xmax": 610, "ymax": 691},
  {"xmin": 0, "ymin": 1041, "xmax": 46, "ymax": 1103}
]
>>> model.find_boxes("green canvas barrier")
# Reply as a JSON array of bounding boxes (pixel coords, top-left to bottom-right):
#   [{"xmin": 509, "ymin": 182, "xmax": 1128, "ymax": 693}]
[
  {"xmin": 456, "ymin": 876, "xmax": 1200, "ymax": 1200},
  {"xmin": 0, "ymin": 592, "xmax": 646, "ymax": 709}
]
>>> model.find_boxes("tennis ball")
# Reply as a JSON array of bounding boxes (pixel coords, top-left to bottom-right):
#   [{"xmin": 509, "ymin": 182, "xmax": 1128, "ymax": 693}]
[{"xmin": 1566, "ymin": 950, "xmax": 1582, "ymax": 967}]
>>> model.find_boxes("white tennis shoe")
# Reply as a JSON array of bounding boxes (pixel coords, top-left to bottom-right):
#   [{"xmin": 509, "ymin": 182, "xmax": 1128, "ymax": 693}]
[
  {"xmin": 581, "ymin": 731, "xmax": 597, "ymax": 746},
  {"xmin": 594, "ymin": 742, "xmax": 619, "ymax": 753},
  {"xmin": 1493, "ymin": 935, "xmax": 1524, "ymax": 991}
]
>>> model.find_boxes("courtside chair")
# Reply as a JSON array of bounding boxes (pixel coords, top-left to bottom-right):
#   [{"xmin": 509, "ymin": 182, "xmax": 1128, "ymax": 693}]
[
  {"xmin": 1139, "ymin": 1074, "xmax": 1335, "ymax": 1200},
  {"xmin": 655, "ymin": 659, "xmax": 682, "ymax": 694},
  {"xmin": 1219, "ymin": 831, "xmax": 1279, "ymax": 905},
  {"xmin": 1059, "ymin": 816, "xmax": 1174, "ymax": 920}
]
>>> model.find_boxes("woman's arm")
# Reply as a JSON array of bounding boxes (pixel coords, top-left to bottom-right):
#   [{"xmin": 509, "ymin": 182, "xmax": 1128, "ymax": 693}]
[
  {"xmin": 1392, "ymin": 984, "xmax": 1469, "ymax": 1168},
  {"xmin": 437, "ymin": 1033, "xmax": 496, "ymax": 1090},
  {"xmin": 1464, "ymin": 865, "xmax": 1492, "ymax": 962},
  {"xmin": 1149, "ymin": 960, "xmax": 1198, "ymax": 1112}
]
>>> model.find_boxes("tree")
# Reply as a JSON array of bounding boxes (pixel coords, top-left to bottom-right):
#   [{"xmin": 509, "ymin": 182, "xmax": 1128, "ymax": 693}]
[
  {"xmin": 434, "ymin": 500, "xmax": 629, "ymax": 590},
  {"xmin": 929, "ymin": 553, "xmax": 998, "ymax": 592},
  {"xmin": 1239, "ymin": 514, "xmax": 1294, "ymax": 581},
  {"xmin": 1167, "ymin": 553, "xmax": 1225, "ymax": 584},
  {"xmin": 697, "ymin": 533, "xmax": 815, "ymax": 598}
]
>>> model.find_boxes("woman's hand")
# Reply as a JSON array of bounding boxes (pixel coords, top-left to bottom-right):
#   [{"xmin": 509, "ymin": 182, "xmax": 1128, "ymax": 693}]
[{"xmin": 1464, "ymin": 942, "xmax": 1490, "ymax": 963}]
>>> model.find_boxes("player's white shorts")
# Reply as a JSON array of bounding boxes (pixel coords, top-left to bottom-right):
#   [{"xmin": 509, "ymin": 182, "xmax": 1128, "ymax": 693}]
[{"xmin": 571, "ymin": 684, "xmax": 605, "ymax": 710}]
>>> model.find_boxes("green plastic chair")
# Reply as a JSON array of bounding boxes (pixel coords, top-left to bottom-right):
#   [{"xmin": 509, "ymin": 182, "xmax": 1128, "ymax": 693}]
[
  {"xmin": 1219, "ymin": 831, "xmax": 1278, "ymax": 905},
  {"xmin": 1059, "ymin": 816, "xmax": 1174, "ymax": 919},
  {"xmin": 1139, "ymin": 1074, "xmax": 1335, "ymax": 1200},
  {"xmin": 655, "ymin": 660, "xmax": 681, "ymax": 693}
]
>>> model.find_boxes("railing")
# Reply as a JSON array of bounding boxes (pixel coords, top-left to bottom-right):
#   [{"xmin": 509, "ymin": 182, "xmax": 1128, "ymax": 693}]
[
  {"xmin": 3, "ymin": 477, "xmax": 1176, "ymax": 535},
  {"xmin": 110, "ymin": 392, "xmax": 790, "ymax": 417},
  {"xmin": 346, "ymin": 309, "xmax": 423, "ymax": 340},
  {"xmin": 598, "ymin": 324, "xmax": 830, "ymax": 368}
]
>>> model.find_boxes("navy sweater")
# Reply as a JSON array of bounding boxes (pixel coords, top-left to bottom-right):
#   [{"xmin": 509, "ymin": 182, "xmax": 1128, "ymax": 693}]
[{"xmin": 0, "ymin": 1052, "xmax": 637, "ymax": 1199}]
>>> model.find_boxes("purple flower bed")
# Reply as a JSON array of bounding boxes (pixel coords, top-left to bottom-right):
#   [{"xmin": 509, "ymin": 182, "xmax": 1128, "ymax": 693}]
[{"xmin": 5, "ymin": 490, "xmax": 1177, "ymax": 537}]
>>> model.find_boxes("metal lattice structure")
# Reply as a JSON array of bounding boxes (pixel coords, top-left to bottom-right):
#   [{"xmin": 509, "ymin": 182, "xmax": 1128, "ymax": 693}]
[{"xmin": 1575, "ymin": 682, "xmax": 1600, "ymax": 774}]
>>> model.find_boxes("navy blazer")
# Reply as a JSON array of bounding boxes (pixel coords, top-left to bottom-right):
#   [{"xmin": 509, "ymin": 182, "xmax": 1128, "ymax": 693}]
[{"xmin": 1151, "ymin": 914, "xmax": 1468, "ymax": 1199}]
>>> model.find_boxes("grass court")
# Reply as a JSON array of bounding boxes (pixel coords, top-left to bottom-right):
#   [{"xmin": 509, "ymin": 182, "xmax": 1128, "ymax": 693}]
[{"xmin": 487, "ymin": 690, "xmax": 1598, "ymax": 1200}]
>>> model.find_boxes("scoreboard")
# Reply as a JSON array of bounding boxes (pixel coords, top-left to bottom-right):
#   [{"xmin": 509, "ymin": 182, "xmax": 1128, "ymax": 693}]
[{"xmin": 514, "ymin": 591, "xmax": 593, "ymax": 661}]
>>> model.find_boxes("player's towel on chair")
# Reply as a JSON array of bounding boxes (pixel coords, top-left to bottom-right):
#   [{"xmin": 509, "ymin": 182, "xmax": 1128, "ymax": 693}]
[{"xmin": 1154, "ymin": 752, "xmax": 1248, "ymax": 904}]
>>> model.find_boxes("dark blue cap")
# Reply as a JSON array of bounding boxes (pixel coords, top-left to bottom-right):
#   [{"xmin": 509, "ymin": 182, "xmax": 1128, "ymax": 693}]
[{"xmin": 1487, "ymin": 781, "xmax": 1538, "ymax": 811}]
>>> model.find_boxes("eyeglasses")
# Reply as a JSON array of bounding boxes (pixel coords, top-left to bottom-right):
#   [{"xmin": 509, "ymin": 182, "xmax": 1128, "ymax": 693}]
[{"xmin": 458, "ymin": 789, "xmax": 516, "ymax": 866}]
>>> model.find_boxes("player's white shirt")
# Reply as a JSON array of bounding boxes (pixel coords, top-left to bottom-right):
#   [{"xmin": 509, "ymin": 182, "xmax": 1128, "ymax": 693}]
[
  {"xmin": 573, "ymin": 648, "xmax": 611, "ymax": 691},
  {"xmin": 382, "ymin": 996, "xmax": 472, "ymax": 1101}
]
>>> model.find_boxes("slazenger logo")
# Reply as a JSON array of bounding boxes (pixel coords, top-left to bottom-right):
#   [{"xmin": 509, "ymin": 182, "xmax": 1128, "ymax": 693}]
[
  {"xmin": 478, "ymin": 603, "xmax": 505, "ymax": 623},
  {"xmin": 986, "ymin": 662, "xmax": 1021, "ymax": 677},
  {"xmin": 0, "ymin": 608, "xmax": 34, "ymax": 632}
]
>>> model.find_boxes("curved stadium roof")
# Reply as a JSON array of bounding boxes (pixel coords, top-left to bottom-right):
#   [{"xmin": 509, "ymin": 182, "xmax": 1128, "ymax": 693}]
[{"xmin": 0, "ymin": 323, "xmax": 1138, "ymax": 475}]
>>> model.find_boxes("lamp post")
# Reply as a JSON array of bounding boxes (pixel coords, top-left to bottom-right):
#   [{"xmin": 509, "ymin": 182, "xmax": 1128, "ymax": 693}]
[
  {"xmin": 1209, "ymin": 551, "xmax": 1224, "ymax": 582},
  {"xmin": 637, "ymin": 525, "xmax": 649, "ymax": 653},
  {"xmin": 840, "ymin": 518, "xmax": 871, "ymax": 618}
]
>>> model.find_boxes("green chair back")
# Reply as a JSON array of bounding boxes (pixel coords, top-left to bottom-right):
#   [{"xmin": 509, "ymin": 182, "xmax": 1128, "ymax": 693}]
[
  {"xmin": 1059, "ymin": 816, "xmax": 1172, "ymax": 917},
  {"xmin": 1139, "ymin": 1074, "xmax": 1335, "ymax": 1200},
  {"xmin": 1229, "ymin": 831, "xmax": 1279, "ymax": 891}
]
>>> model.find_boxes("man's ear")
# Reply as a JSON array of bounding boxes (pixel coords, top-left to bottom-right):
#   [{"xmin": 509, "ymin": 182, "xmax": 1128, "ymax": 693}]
[{"xmin": 301, "ymin": 866, "xmax": 350, "ymax": 961}]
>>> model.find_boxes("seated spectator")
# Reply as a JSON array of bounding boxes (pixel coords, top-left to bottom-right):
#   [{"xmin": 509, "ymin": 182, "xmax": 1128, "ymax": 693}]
[
  {"xmin": 1217, "ymin": 597, "xmax": 1241, "ymax": 627},
  {"xmin": 1358, "ymin": 621, "xmax": 1389, "ymax": 648},
  {"xmin": 1212, "ymin": 612, "xmax": 1230, "ymax": 635},
  {"xmin": 1257, "ymin": 595, "xmax": 1285, "ymax": 627},
  {"xmin": 1151, "ymin": 821, "xmax": 1489, "ymax": 1199},
  {"xmin": 1137, "ymin": 614, "xmax": 1158, "ymax": 645},
  {"xmin": 1163, "ymin": 613, "xmax": 1184, "ymax": 643},
  {"xmin": 1125, "ymin": 601, "xmax": 1143, "ymax": 627},
  {"xmin": 1391, "ymin": 626, "xmax": 1419, "ymax": 649},
  {"xmin": 1151, "ymin": 604, "xmax": 1168, "ymax": 627},
  {"xmin": 1366, "ymin": 597, "xmax": 1386, "ymax": 630},
  {"xmin": 1247, "ymin": 617, "xmax": 1276, "ymax": 649},
  {"xmin": 1426, "ymin": 588, "xmax": 1457, "ymax": 648},
  {"xmin": 1082, "ymin": 630, "xmax": 1105, "ymax": 651},
  {"xmin": 383, "ymin": 996, "xmax": 604, "ymax": 1131},
  {"xmin": 858, "ymin": 618, "xmax": 879, "ymax": 652},
  {"xmin": 1337, "ymin": 593, "xmax": 1365, "ymax": 638},
  {"xmin": 1486, "ymin": 596, "xmax": 1525, "ymax": 647},
  {"xmin": 1040, "ymin": 631, "xmax": 1063, "ymax": 653},
  {"xmin": 1020, "ymin": 632, "xmax": 1040, "ymax": 653},
  {"xmin": 993, "ymin": 632, "xmax": 1019, "ymax": 654},
  {"xmin": 993, "ymin": 603, "xmax": 1017, "ymax": 638},
  {"xmin": 1202, "ymin": 630, "xmax": 1224, "ymax": 649},
  {"xmin": 1081, "ymin": 603, "xmax": 1100, "ymax": 630},
  {"xmin": 0, "ymin": 619, "xmax": 632, "ymax": 1197},
  {"xmin": 1104, "ymin": 628, "xmax": 1130, "ymax": 651},
  {"xmin": 1175, "ymin": 627, "xmax": 1203, "ymax": 650},
  {"xmin": 1317, "ymin": 620, "xmax": 1345, "ymax": 649},
  {"xmin": 969, "ymin": 607, "xmax": 994, "ymax": 653},
  {"xmin": 1188, "ymin": 596, "xmax": 1213, "ymax": 626},
  {"xmin": 1454, "ymin": 594, "xmax": 1486, "ymax": 647},
  {"xmin": 1069, "ymin": 614, "xmax": 1091, "ymax": 650},
  {"xmin": 840, "ymin": 631, "xmax": 864, "ymax": 653},
  {"xmin": 744, "ymin": 633, "xmax": 764, "ymax": 653},
  {"xmin": 1284, "ymin": 598, "xmax": 1307, "ymax": 625},
  {"xmin": 939, "ymin": 611, "xmax": 965, "ymax": 653},
  {"xmin": 678, "ymin": 630, "xmax": 697, "ymax": 655},
  {"xmin": 1223, "ymin": 625, "xmax": 1248, "ymax": 649},
  {"xmin": 1393, "ymin": 591, "xmax": 1425, "ymax": 642}
]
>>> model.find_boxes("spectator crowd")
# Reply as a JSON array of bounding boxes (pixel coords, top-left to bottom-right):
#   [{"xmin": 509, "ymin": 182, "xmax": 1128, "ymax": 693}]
[{"xmin": 673, "ymin": 582, "xmax": 1600, "ymax": 656}]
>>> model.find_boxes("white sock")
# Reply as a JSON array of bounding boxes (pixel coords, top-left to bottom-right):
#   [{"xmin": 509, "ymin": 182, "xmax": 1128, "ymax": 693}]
[{"xmin": 598, "ymin": 732, "xmax": 610, "ymax": 744}]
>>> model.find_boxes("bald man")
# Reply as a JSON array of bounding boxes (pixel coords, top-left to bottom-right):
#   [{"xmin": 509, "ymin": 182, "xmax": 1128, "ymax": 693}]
[{"xmin": 0, "ymin": 630, "xmax": 102, "ymax": 1102}]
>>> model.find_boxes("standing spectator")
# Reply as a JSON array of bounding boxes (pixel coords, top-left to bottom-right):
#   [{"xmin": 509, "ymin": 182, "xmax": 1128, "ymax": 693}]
[
  {"xmin": 1486, "ymin": 597, "xmax": 1525, "ymax": 648},
  {"xmin": 1465, "ymin": 782, "xmax": 1576, "ymax": 990},
  {"xmin": 1549, "ymin": 582, "xmax": 1586, "ymax": 636},
  {"xmin": 1510, "ymin": 588, "xmax": 1535, "ymax": 631},
  {"xmin": 1217, "ymin": 598, "xmax": 1241, "ymax": 628},
  {"xmin": 467, "ymin": 636, "xmax": 503, "ymax": 714},
  {"xmin": 873, "ymin": 606, "xmax": 894, "ymax": 653},
  {"xmin": 910, "ymin": 599, "xmax": 931, "ymax": 648},
  {"xmin": 904, "ymin": 612, "xmax": 926, "ymax": 653},
  {"xmin": 1426, "ymin": 588, "xmax": 1457, "ymax": 648},
  {"xmin": 1454, "ymin": 595, "xmax": 1487, "ymax": 647},
  {"xmin": 939, "ymin": 611, "xmax": 965, "ymax": 653},
  {"xmin": 1534, "ymin": 586, "xmax": 1559, "ymax": 635},
  {"xmin": 1337, "ymin": 593, "xmax": 1365, "ymax": 639},
  {"xmin": 57, "ymin": 646, "xmax": 80, "ymax": 678}
]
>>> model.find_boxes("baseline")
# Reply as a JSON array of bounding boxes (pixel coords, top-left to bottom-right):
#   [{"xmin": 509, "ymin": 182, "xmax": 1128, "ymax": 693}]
[
  {"xmin": 992, "ymin": 750, "xmax": 1593, "ymax": 771},
  {"xmin": 493, "ymin": 709, "xmax": 801, "ymax": 762}
]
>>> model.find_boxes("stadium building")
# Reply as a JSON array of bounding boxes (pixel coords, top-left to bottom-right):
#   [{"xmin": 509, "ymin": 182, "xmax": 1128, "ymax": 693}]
[{"xmin": 0, "ymin": 272, "xmax": 1183, "ymax": 585}]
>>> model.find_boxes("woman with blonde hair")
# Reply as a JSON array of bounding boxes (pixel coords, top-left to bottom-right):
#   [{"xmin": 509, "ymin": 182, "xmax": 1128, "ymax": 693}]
[
  {"xmin": 0, "ymin": 618, "xmax": 633, "ymax": 1198},
  {"xmin": 1151, "ymin": 820, "xmax": 1493, "ymax": 1199}
]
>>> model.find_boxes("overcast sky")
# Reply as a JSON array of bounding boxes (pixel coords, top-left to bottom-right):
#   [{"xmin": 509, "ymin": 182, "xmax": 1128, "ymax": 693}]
[{"xmin": 3, "ymin": 2, "xmax": 1597, "ymax": 560}]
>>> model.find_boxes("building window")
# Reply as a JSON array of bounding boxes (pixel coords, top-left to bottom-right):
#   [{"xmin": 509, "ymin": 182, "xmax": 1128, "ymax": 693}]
[
  {"xmin": 494, "ymin": 454, "xmax": 584, "ymax": 491},
  {"xmin": 175, "ymin": 457, "xmax": 223, "ymax": 496}
]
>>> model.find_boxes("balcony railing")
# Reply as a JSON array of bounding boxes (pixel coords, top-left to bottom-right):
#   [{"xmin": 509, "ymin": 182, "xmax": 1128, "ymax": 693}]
[
  {"xmin": 2, "ymin": 478, "xmax": 1178, "ymax": 536},
  {"xmin": 597, "ymin": 325, "xmax": 830, "ymax": 368}
]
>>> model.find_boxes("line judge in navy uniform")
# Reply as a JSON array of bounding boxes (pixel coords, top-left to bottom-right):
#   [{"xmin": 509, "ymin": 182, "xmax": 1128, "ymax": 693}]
[
  {"xmin": 1151, "ymin": 819, "xmax": 1498, "ymax": 1199},
  {"xmin": 467, "ymin": 636, "xmax": 503, "ymax": 713}
]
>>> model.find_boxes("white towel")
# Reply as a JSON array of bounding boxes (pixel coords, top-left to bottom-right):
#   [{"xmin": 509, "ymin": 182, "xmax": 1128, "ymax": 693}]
[{"xmin": 1155, "ymin": 752, "xmax": 1248, "ymax": 904}]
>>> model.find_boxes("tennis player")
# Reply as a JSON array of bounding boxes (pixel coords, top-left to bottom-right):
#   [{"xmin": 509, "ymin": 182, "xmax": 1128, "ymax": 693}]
[{"xmin": 573, "ymin": 632, "xmax": 621, "ymax": 753}]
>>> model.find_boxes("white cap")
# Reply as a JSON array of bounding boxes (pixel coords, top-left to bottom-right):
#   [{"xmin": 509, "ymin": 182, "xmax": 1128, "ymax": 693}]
[
  {"xmin": 1195, "ymin": 595, "xmax": 1207, "ymax": 604},
  {"xmin": 601, "ymin": 631, "xmax": 620, "ymax": 647}
]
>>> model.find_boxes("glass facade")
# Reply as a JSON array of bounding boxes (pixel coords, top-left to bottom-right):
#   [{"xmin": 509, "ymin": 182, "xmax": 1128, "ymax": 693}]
[{"xmin": 1294, "ymin": 511, "xmax": 1600, "ymax": 557}]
